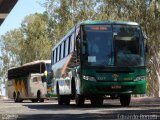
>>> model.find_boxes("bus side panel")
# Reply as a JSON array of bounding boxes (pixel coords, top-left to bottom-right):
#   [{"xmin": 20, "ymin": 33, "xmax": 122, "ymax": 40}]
[
  {"xmin": 8, "ymin": 77, "xmax": 28, "ymax": 99},
  {"xmin": 57, "ymin": 79, "xmax": 71, "ymax": 95},
  {"xmin": 8, "ymin": 79, "xmax": 15, "ymax": 99},
  {"xmin": 28, "ymin": 76, "xmax": 47, "ymax": 99},
  {"xmin": 52, "ymin": 54, "xmax": 76, "ymax": 96}
]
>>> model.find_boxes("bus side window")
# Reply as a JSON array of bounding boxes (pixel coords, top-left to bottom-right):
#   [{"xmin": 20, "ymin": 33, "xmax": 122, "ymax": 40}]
[
  {"xmin": 68, "ymin": 36, "xmax": 71, "ymax": 54},
  {"xmin": 57, "ymin": 46, "xmax": 60, "ymax": 62},
  {"xmin": 61, "ymin": 42, "xmax": 64, "ymax": 59},
  {"xmin": 76, "ymin": 34, "xmax": 80, "ymax": 56},
  {"xmin": 63, "ymin": 41, "xmax": 66, "ymax": 58},
  {"xmin": 54, "ymin": 49, "xmax": 57, "ymax": 64},
  {"xmin": 52, "ymin": 50, "xmax": 54, "ymax": 65},
  {"xmin": 59, "ymin": 44, "xmax": 62, "ymax": 60},
  {"xmin": 70, "ymin": 33, "xmax": 74, "ymax": 52},
  {"xmin": 65, "ymin": 38, "xmax": 69, "ymax": 56}
]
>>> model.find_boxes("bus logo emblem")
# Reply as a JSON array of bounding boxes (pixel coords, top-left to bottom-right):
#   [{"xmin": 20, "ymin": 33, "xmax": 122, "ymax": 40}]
[{"xmin": 112, "ymin": 74, "xmax": 119, "ymax": 81}]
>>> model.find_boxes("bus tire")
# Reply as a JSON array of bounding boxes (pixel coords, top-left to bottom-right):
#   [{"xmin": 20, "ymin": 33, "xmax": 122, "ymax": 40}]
[
  {"xmin": 13, "ymin": 92, "xmax": 17, "ymax": 103},
  {"xmin": 56, "ymin": 83, "xmax": 63, "ymax": 105},
  {"xmin": 71, "ymin": 78, "xmax": 76, "ymax": 98},
  {"xmin": 31, "ymin": 99, "xmax": 38, "ymax": 103},
  {"xmin": 37, "ymin": 90, "xmax": 44, "ymax": 102},
  {"xmin": 64, "ymin": 96, "xmax": 70, "ymax": 105},
  {"xmin": 75, "ymin": 91, "xmax": 85, "ymax": 106},
  {"xmin": 90, "ymin": 97, "xmax": 103, "ymax": 106},
  {"xmin": 16, "ymin": 92, "xmax": 23, "ymax": 103},
  {"xmin": 120, "ymin": 94, "xmax": 131, "ymax": 107},
  {"xmin": 39, "ymin": 99, "xmax": 44, "ymax": 102}
]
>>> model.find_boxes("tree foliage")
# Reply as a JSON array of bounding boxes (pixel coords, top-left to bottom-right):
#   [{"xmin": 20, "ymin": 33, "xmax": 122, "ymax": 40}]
[
  {"xmin": 21, "ymin": 13, "xmax": 52, "ymax": 63},
  {"xmin": 0, "ymin": 29, "xmax": 24, "ymax": 82}
]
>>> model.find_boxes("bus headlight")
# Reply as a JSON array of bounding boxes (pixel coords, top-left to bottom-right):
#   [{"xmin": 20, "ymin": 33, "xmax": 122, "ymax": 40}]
[
  {"xmin": 83, "ymin": 75, "xmax": 96, "ymax": 81},
  {"xmin": 134, "ymin": 76, "xmax": 145, "ymax": 81}
]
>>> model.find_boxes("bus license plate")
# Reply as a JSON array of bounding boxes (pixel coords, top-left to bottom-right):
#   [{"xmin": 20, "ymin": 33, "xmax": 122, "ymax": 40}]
[{"xmin": 111, "ymin": 85, "xmax": 122, "ymax": 89}]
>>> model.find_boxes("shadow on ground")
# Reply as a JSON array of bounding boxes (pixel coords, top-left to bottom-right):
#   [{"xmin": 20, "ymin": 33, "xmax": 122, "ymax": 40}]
[{"xmin": 19, "ymin": 101, "xmax": 160, "ymax": 120}]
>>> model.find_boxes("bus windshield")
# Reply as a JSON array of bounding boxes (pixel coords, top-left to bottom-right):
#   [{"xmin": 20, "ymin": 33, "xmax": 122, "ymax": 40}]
[
  {"xmin": 82, "ymin": 25, "xmax": 113, "ymax": 66},
  {"xmin": 82, "ymin": 25, "xmax": 144, "ymax": 67},
  {"xmin": 46, "ymin": 63, "xmax": 51, "ymax": 72}
]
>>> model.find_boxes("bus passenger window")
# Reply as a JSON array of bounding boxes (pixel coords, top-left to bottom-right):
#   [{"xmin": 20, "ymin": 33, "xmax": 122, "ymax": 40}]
[
  {"xmin": 51, "ymin": 51, "xmax": 54, "ymax": 65},
  {"xmin": 59, "ymin": 45, "xmax": 62, "ymax": 61},
  {"xmin": 57, "ymin": 46, "xmax": 60, "ymax": 62},
  {"xmin": 68, "ymin": 36, "xmax": 71, "ymax": 54},
  {"xmin": 65, "ymin": 39, "xmax": 69, "ymax": 56},
  {"xmin": 61, "ymin": 43, "xmax": 64, "ymax": 59},
  {"xmin": 63, "ymin": 41, "xmax": 66, "ymax": 57},
  {"xmin": 76, "ymin": 34, "xmax": 80, "ymax": 55},
  {"xmin": 71, "ymin": 34, "xmax": 75, "ymax": 52},
  {"xmin": 54, "ymin": 49, "xmax": 57, "ymax": 63}
]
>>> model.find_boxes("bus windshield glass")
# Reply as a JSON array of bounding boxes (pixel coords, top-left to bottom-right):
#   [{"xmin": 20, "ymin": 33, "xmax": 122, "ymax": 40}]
[
  {"xmin": 82, "ymin": 24, "xmax": 144, "ymax": 67},
  {"xmin": 46, "ymin": 63, "xmax": 51, "ymax": 72},
  {"xmin": 82, "ymin": 25, "xmax": 113, "ymax": 66},
  {"xmin": 113, "ymin": 25, "xmax": 144, "ymax": 66}
]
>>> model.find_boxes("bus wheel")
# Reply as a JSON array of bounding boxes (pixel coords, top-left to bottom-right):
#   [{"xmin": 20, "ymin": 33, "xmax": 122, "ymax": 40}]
[
  {"xmin": 32, "ymin": 99, "xmax": 38, "ymax": 103},
  {"xmin": 120, "ymin": 94, "xmax": 131, "ymax": 107},
  {"xmin": 71, "ymin": 78, "xmax": 76, "ymax": 98},
  {"xmin": 75, "ymin": 91, "xmax": 85, "ymax": 106},
  {"xmin": 17, "ymin": 92, "xmax": 23, "ymax": 103},
  {"xmin": 90, "ymin": 98, "xmax": 103, "ymax": 106},
  {"xmin": 56, "ymin": 84, "xmax": 64, "ymax": 105},
  {"xmin": 57, "ymin": 95, "xmax": 64, "ymax": 105},
  {"xmin": 37, "ymin": 91, "xmax": 44, "ymax": 102},
  {"xmin": 64, "ymin": 96, "xmax": 70, "ymax": 105},
  {"xmin": 13, "ymin": 92, "xmax": 17, "ymax": 103},
  {"xmin": 39, "ymin": 99, "xmax": 44, "ymax": 102}
]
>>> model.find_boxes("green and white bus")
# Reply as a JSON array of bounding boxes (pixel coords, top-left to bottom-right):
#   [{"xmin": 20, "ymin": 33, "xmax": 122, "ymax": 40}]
[{"xmin": 51, "ymin": 20, "xmax": 146, "ymax": 106}]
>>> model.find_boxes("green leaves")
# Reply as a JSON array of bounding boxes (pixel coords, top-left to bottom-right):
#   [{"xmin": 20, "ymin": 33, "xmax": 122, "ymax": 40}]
[{"xmin": 21, "ymin": 13, "xmax": 52, "ymax": 63}]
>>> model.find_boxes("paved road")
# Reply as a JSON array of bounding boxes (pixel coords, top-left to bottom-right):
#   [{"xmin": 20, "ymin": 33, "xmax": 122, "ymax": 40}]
[{"xmin": 0, "ymin": 97, "xmax": 159, "ymax": 120}]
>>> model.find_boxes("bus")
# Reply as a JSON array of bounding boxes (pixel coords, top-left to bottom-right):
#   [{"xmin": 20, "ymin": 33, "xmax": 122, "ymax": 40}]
[
  {"xmin": 7, "ymin": 60, "xmax": 51, "ymax": 102},
  {"xmin": 51, "ymin": 20, "xmax": 146, "ymax": 106}
]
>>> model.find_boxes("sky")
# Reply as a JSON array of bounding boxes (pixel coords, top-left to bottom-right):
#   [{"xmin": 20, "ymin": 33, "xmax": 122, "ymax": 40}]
[{"xmin": 0, "ymin": 0, "xmax": 46, "ymax": 36}]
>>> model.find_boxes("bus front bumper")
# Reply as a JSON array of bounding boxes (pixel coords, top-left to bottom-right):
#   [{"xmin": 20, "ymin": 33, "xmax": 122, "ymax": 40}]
[{"xmin": 81, "ymin": 80, "xmax": 146, "ymax": 95}]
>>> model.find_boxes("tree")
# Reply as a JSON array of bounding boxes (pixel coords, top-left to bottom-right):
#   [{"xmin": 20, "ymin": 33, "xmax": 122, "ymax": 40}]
[
  {"xmin": 0, "ymin": 28, "xmax": 24, "ymax": 84},
  {"xmin": 44, "ymin": 0, "xmax": 97, "ymax": 44},
  {"xmin": 21, "ymin": 13, "xmax": 52, "ymax": 63}
]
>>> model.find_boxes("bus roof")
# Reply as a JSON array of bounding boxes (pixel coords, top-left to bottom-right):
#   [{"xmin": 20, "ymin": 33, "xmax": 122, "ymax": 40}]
[
  {"xmin": 23, "ymin": 60, "xmax": 51, "ymax": 66},
  {"xmin": 8, "ymin": 60, "xmax": 51, "ymax": 79},
  {"xmin": 8, "ymin": 60, "xmax": 51, "ymax": 70},
  {"xmin": 79, "ymin": 20, "xmax": 139, "ymax": 26},
  {"xmin": 52, "ymin": 20, "xmax": 139, "ymax": 50}
]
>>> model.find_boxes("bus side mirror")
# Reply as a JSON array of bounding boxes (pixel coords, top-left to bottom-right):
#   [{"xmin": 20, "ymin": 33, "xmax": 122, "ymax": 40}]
[{"xmin": 44, "ymin": 70, "xmax": 48, "ymax": 78}]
